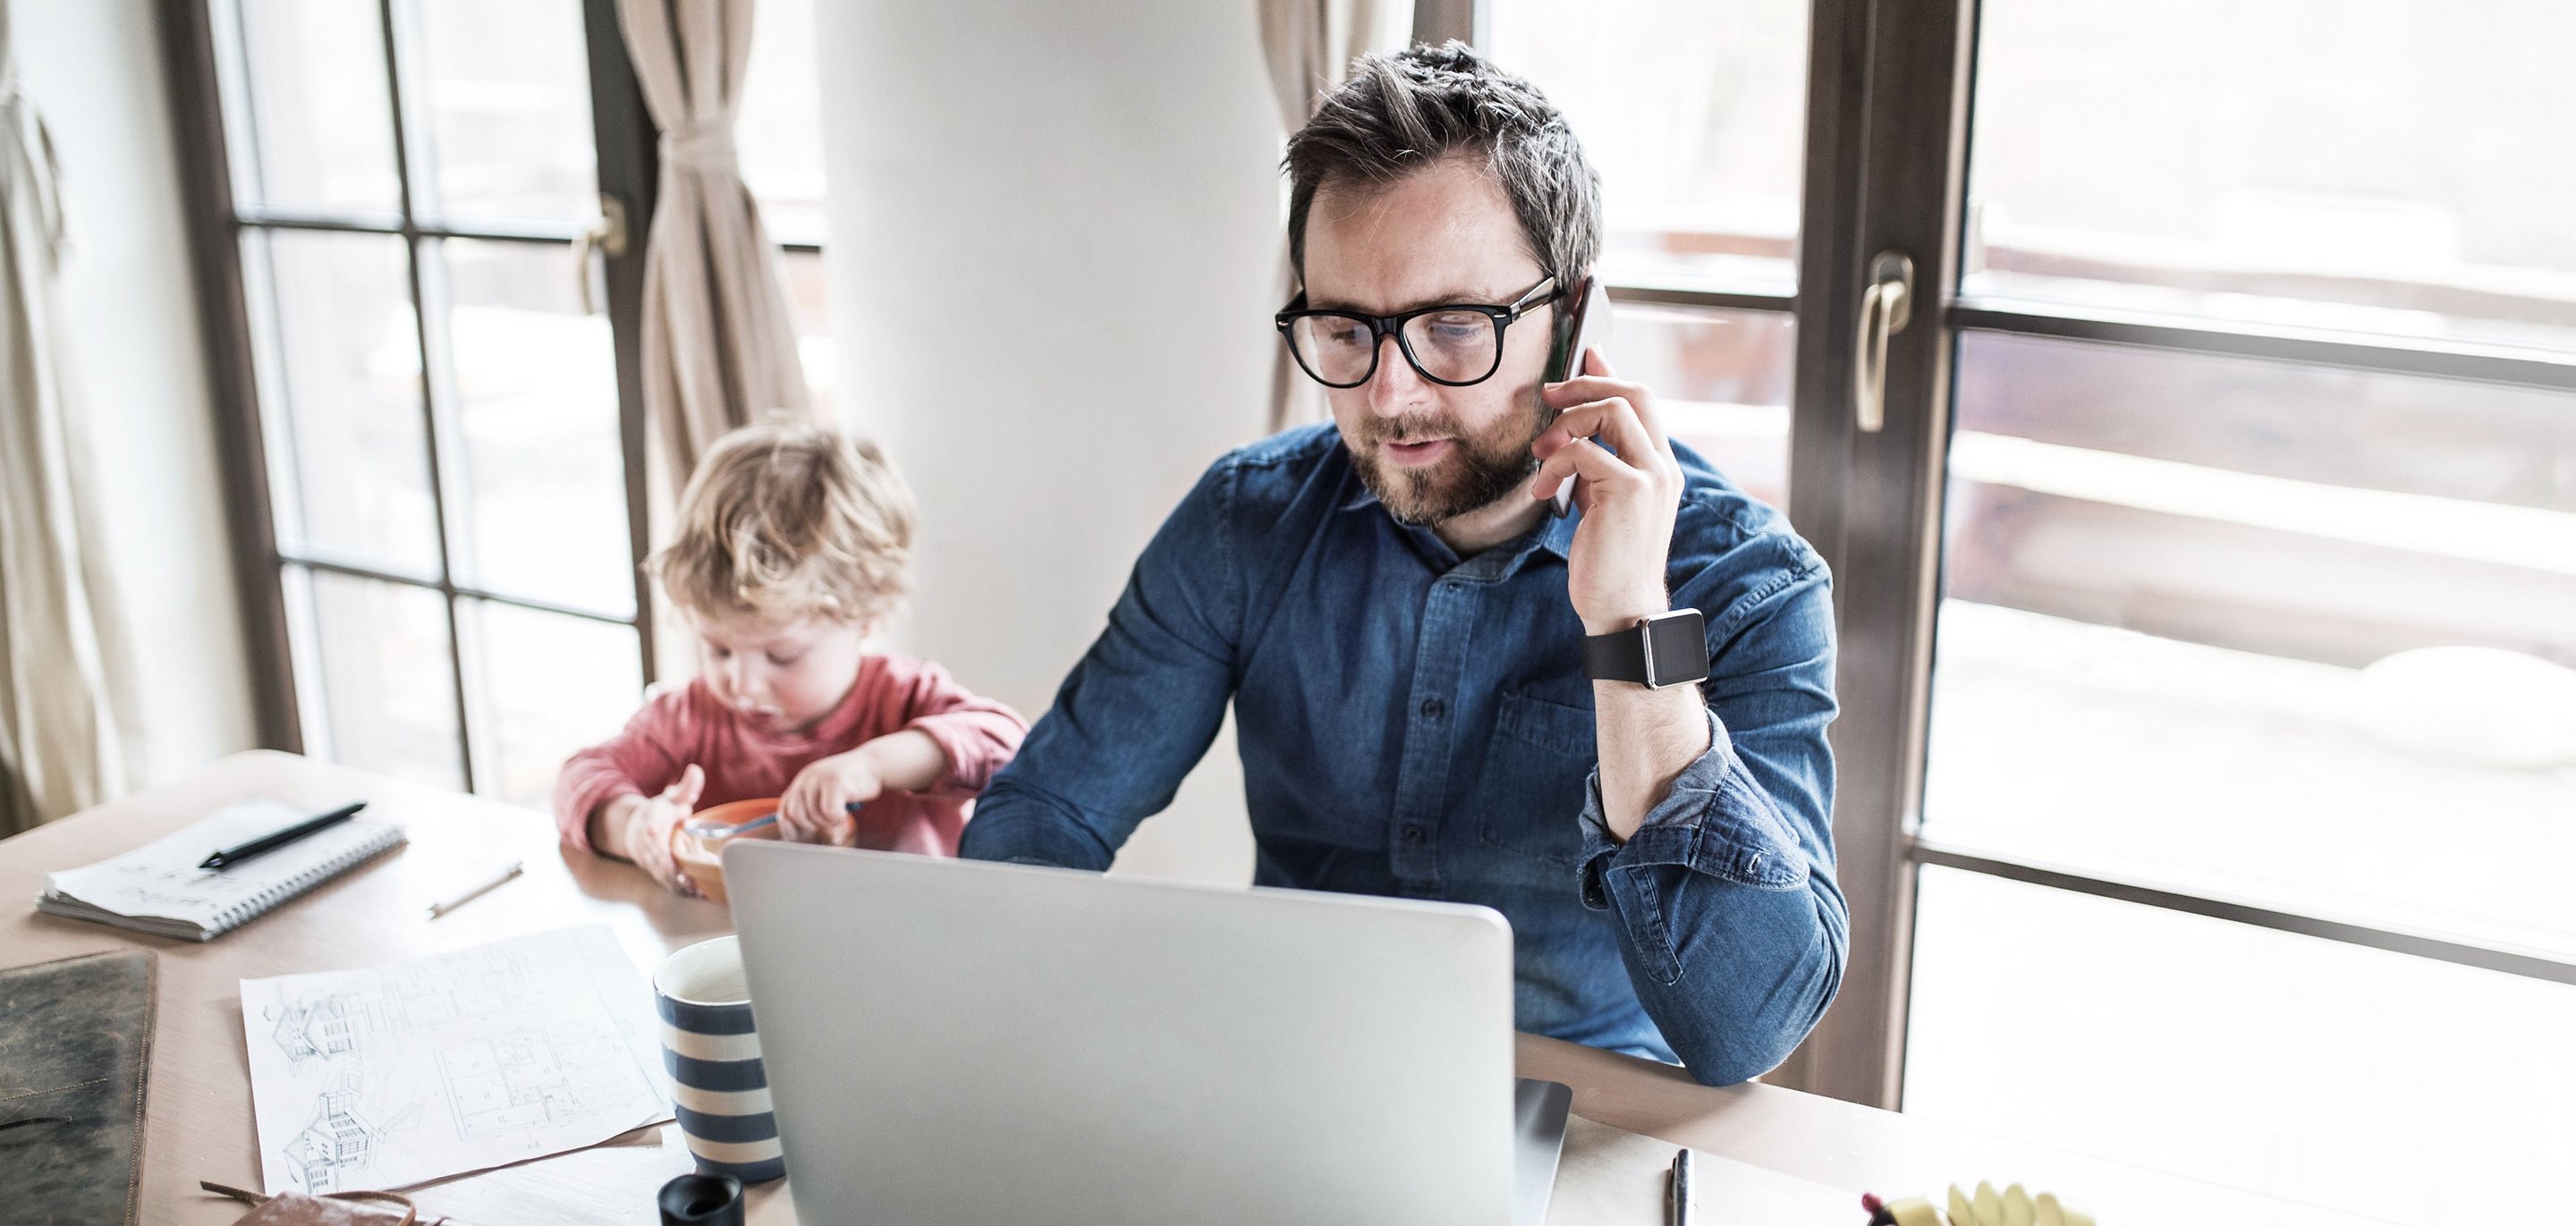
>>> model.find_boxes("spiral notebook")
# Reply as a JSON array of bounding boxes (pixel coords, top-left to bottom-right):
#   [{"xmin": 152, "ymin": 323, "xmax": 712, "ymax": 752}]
[{"xmin": 38, "ymin": 798, "xmax": 405, "ymax": 940}]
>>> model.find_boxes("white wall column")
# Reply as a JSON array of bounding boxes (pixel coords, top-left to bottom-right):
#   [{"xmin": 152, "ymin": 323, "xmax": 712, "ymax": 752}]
[{"xmin": 817, "ymin": 0, "xmax": 1279, "ymax": 881}]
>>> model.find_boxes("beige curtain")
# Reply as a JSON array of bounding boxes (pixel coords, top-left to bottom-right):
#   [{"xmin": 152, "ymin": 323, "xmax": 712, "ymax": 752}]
[
  {"xmin": 0, "ymin": 0, "xmax": 141, "ymax": 833},
  {"xmin": 615, "ymin": 0, "xmax": 810, "ymax": 511},
  {"xmin": 1258, "ymin": 0, "xmax": 1415, "ymax": 432}
]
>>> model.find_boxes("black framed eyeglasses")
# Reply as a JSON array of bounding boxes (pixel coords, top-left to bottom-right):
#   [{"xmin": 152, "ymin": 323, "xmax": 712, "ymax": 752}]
[{"xmin": 1275, "ymin": 275, "xmax": 1560, "ymax": 389}]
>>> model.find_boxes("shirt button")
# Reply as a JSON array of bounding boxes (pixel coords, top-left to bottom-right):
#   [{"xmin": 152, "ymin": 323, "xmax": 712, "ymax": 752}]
[
  {"xmin": 1419, "ymin": 698, "xmax": 1445, "ymax": 719},
  {"xmin": 1401, "ymin": 824, "xmax": 1427, "ymax": 846}
]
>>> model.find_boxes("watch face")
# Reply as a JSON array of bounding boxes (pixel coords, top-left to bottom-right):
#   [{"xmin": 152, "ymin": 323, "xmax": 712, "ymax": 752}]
[{"xmin": 1644, "ymin": 611, "xmax": 1712, "ymax": 686}]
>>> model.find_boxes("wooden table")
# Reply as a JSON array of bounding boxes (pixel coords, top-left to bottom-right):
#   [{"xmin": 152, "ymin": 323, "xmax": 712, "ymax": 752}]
[{"xmin": 0, "ymin": 752, "xmax": 2389, "ymax": 1225}]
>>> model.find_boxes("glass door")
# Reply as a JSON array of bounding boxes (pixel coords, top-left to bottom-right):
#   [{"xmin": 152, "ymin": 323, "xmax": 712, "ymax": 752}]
[{"xmin": 1795, "ymin": 0, "xmax": 2576, "ymax": 1219}]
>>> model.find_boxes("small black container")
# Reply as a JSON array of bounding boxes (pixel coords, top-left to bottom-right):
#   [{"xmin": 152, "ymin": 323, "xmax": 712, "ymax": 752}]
[{"xmin": 658, "ymin": 1172, "xmax": 746, "ymax": 1226}]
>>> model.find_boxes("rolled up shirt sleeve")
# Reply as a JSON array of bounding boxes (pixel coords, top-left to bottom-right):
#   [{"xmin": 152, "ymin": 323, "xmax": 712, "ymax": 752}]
[{"xmin": 1574, "ymin": 557, "xmax": 1847, "ymax": 1087}]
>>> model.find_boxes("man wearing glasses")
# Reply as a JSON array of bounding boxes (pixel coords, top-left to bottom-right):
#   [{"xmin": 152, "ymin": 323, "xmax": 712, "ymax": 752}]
[{"xmin": 963, "ymin": 43, "xmax": 1843, "ymax": 1086}]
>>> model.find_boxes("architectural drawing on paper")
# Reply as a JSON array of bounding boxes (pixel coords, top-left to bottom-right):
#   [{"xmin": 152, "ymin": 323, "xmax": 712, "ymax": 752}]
[
  {"xmin": 272, "ymin": 995, "xmax": 356, "ymax": 1062},
  {"xmin": 280, "ymin": 1082, "xmax": 375, "ymax": 1193},
  {"xmin": 437, "ymin": 1026, "xmax": 654, "ymax": 1138},
  {"xmin": 242, "ymin": 926, "xmax": 671, "ymax": 1196}
]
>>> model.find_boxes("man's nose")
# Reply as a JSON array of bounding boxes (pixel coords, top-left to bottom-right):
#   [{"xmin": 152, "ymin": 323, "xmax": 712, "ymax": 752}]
[{"xmin": 1361, "ymin": 332, "xmax": 1429, "ymax": 413}]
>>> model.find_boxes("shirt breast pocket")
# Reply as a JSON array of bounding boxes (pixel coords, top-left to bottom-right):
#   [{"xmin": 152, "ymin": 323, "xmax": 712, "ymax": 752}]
[{"xmin": 1474, "ymin": 689, "xmax": 1597, "ymax": 871}]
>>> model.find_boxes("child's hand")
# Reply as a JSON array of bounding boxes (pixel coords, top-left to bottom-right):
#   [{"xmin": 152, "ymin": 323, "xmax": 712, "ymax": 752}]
[
  {"xmin": 614, "ymin": 764, "xmax": 705, "ymax": 895},
  {"xmin": 780, "ymin": 750, "xmax": 886, "ymax": 846}
]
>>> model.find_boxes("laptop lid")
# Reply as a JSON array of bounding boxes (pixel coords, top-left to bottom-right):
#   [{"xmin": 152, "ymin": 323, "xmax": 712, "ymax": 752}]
[{"xmin": 724, "ymin": 841, "xmax": 1520, "ymax": 1226}]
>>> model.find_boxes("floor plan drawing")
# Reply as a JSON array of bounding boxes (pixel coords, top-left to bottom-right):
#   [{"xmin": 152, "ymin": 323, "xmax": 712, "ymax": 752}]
[{"xmin": 241, "ymin": 926, "xmax": 673, "ymax": 1195}]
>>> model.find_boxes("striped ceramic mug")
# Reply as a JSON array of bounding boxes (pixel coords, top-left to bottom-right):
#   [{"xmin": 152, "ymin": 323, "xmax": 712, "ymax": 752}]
[{"xmin": 654, "ymin": 936, "xmax": 784, "ymax": 1183}]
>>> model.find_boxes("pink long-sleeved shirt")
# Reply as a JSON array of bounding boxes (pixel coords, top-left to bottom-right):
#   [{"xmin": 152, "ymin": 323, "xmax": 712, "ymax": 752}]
[{"xmin": 552, "ymin": 655, "xmax": 1028, "ymax": 858}]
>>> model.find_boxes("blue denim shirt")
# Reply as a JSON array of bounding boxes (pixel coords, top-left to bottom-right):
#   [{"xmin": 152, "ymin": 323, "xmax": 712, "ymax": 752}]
[{"xmin": 962, "ymin": 423, "xmax": 1845, "ymax": 1086}]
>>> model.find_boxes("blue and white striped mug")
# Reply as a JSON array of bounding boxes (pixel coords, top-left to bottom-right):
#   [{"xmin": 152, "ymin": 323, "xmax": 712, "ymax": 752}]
[{"xmin": 654, "ymin": 936, "xmax": 784, "ymax": 1183}]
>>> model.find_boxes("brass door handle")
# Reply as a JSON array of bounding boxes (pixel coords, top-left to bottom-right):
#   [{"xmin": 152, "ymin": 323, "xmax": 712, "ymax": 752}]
[
  {"xmin": 572, "ymin": 193, "xmax": 631, "ymax": 316},
  {"xmin": 1853, "ymin": 249, "xmax": 1914, "ymax": 433}
]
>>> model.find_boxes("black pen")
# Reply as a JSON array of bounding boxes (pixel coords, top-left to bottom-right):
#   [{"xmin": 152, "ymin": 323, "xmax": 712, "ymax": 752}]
[
  {"xmin": 1665, "ymin": 1146, "xmax": 1692, "ymax": 1226},
  {"xmin": 199, "ymin": 801, "xmax": 367, "ymax": 870}
]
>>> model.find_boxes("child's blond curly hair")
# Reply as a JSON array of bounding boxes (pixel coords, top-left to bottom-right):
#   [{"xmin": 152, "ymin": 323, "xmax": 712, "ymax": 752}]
[{"xmin": 649, "ymin": 416, "xmax": 918, "ymax": 628}]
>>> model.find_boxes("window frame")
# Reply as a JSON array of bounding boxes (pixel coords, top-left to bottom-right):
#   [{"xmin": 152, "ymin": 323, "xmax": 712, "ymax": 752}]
[
  {"xmin": 164, "ymin": 0, "xmax": 669, "ymax": 794},
  {"xmin": 1449, "ymin": 0, "xmax": 2576, "ymax": 1109}
]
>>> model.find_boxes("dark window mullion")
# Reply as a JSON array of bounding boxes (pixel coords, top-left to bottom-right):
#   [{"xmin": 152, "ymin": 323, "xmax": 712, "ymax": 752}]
[
  {"xmin": 412, "ymin": 240, "xmax": 481, "ymax": 618},
  {"xmin": 373, "ymin": 0, "xmax": 476, "ymax": 793},
  {"xmin": 451, "ymin": 591, "xmax": 500, "ymax": 804},
  {"xmin": 237, "ymin": 208, "xmax": 588, "ymax": 246},
  {"xmin": 1949, "ymin": 299, "xmax": 2576, "ymax": 395},
  {"xmin": 275, "ymin": 564, "xmax": 332, "ymax": 760},
  {"xmin": 580, "ymin": 0, "xmax": 663, "ymax": 688},
  {"xmin": 279, "ymin": 550, "xmax": 641, "ymax": 630},
  {"xmin": 1604, "ymin": 284, "xmax": 1795, "ymax": 315},
  {"xmin": 382, "ymin": 0, "xmax": 443, "ymax": 228},
  {"xmin": 165, "ymin": 0, "xmax": 303, "ymax": 750},
  {"xmin": 1911, "ymin": 840, "xmax": 2576, "ymax": 987},
  {"xmin": 208, "ymin": 0, "xmax": 267, "ymax": 209},
  {"xmin": 235, "ymin": 227, "xmax": 315, "ymax": 572}
]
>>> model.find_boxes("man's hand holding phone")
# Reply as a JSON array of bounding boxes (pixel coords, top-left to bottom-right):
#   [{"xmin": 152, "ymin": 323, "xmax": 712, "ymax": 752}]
[{"xmin": 1530, "ymin": 348, "xmax": 1686, "ymax": 636}]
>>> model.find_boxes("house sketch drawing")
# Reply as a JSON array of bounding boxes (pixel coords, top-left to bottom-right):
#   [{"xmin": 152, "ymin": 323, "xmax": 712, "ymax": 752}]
[
  {"xmin": 242, "ymin": 926, "xmax": 673, "ymax": 1196},
  {"xmin": 279, "ymin": 1082, "xmax": 375, "ymax": 1194}
]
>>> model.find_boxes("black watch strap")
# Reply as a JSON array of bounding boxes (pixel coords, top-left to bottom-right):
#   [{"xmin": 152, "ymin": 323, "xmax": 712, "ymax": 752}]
[
  {"xmin": 1581, "ymin": 609, "xmax": 1711, "ymax": 689},
  {"xmin": 1580, "ymin": 630, "xmax": 1653, "ymax": 684}
]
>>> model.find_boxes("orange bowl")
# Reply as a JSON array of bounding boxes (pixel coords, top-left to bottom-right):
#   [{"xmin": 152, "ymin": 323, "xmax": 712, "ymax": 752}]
[{"xmin": 669, "ymin": 797, "xmax": 784, "ymax": 905}]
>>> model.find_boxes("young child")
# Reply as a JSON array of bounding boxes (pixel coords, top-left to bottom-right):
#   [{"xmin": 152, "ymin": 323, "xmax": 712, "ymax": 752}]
[{"xmin": 554, "ymin": 418, "xmax": 1028, "ymax": 896}]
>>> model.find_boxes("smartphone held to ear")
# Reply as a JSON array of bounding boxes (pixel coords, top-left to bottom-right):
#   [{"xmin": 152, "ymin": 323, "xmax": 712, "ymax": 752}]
[{"xmin": 1546, "ymin": 275, "xmax": 1614, "ymax": 518}]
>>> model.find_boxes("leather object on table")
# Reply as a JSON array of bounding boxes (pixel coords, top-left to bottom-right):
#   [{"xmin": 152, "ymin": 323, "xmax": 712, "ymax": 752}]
[
  {"xmin": 0, "ymin": 948, "xmax": 158, "ymax": 1226},
  {"xmin": 203, "ymin": 1187, "xmax": 424, "ymax": 1226}
]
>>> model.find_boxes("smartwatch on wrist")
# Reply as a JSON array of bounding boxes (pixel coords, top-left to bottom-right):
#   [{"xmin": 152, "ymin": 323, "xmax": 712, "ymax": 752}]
[{"xmin": 1580, "ymin": 608, "xmax": 1710, "ymax": 689}]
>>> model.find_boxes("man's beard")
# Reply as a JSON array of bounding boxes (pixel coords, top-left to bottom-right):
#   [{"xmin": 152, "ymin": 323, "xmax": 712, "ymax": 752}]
[{"xmin": 1350, "ymin": 398, "xmax": 1554, "ymax": 528}]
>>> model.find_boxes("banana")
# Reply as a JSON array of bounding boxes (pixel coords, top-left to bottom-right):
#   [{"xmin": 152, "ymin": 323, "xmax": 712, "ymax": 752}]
[{"xmin": 1876, "ymin": 1182, "xmax": 2095, "ymax": 1226}]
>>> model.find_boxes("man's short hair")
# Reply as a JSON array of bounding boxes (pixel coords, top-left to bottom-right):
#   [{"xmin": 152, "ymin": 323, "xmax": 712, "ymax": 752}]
[{"xmin": 1284, "ymin": 41, "xmax": 1603, "ymax": 289}]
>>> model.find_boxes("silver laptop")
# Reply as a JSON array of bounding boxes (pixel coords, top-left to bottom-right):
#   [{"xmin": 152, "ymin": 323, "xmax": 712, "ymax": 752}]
[{"xmin": 724, "ymin": 841, "xmax": 1570, "ymax": 1226}]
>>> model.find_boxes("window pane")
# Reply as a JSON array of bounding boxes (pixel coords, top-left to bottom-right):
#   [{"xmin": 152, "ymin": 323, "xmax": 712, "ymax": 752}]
[
  {"xmin": 1924, "ymin": 333, "xmax": 2576, "ymax": 954},
  {"xmin": 1968, "ymin": 0, "xmax": 2576, "ymax": 352},
  {"xmin": 740, "ymin": 0, "xmax": 827, "ymax": 246},
  {"xmin": 1487, "ymin": 0, "xmax": 1807, "ymax": 294},
  {"xmin": 248, "ymin": 228, "xmax": 441, "ymax": 579},
  {"xmin": 1608, "ymin": 304, "xmax": 1792, "ymax": 512},
  {"xmin": 408, "ymin": 0, "xmax": 599, "ymax": 224},
  {"xmin": 779, "ymin": 249, "xmax": 835, "ymax": 411},
  {"xmin": 1906, "ymin": 867, "xmax": 2574, "ymax": 1226},
  {"xmin": 290, "ymin": 567, "xmax": 463, "ymax": 790},
  {"xmin": 434, "ymin": 238, "xmax": 632, "ymax": 615},
  {"xmin": 463, "ymin": 602, "xmax": 640, "ymax": 810},
  {"xmin": 226, "ymin": 0, "xmax": 401, "ymax": 216}
]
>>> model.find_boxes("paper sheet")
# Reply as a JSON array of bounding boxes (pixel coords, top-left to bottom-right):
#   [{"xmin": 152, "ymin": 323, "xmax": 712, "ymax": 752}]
[{"xmin": 240, "ymin": 926, "xmax": 673, "ymax": 1195}]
